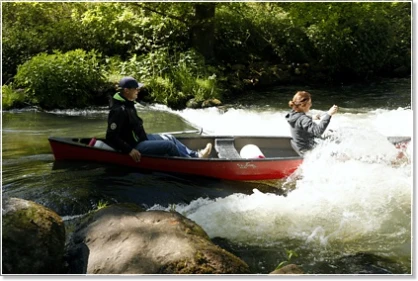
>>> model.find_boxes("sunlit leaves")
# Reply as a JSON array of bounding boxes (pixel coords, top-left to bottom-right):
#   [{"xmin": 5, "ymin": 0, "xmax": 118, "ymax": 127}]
[{"xmin": 14, "ymin": 49, "xmax": 105, "ymax": 109}]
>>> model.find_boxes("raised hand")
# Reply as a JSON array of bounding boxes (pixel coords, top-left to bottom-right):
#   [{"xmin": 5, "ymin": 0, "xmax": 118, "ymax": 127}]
[{"xmin": 328, "ymin": 105, "xmax": 339, "ymax": 116}]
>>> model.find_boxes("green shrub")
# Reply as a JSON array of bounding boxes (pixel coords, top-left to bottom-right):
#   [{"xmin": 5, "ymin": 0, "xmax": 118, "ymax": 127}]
[
  {"xmin": 111, "ymin": 48, "xmax": 222, "ymax": 109},
  {"xmin": 147, "ymin": 76, "xmax": 189, "ymax": 110},
  {"xmin": 2, "ymin": 83, "xmax": 27, "ymax": 110},
  {"xmin": 286, "ymin": 2, "xmax": 399, "ymax": 81},
  {"xmin": 194, "ymin": 75, "xmax": 219, "ymax": 101},
  {"xmin": 215, "ymin": 3, "xmax": 310, "ymax": 65},
  {"xmin": 2, "ymin": 2, "xmax": 84, "ymax": 84},
  {"xmin": 2, "ymin": 2, "xmax": 411, "ymax": 88},
  {"xmin": 14, "ymin": 49, "xmax": 105, "ymax": 109}
]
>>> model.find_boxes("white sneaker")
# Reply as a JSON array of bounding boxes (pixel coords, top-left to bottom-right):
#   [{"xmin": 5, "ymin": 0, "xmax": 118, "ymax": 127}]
[{"xmin": 198, "ymin": 143, "xmax": 212, "ymax": 158}]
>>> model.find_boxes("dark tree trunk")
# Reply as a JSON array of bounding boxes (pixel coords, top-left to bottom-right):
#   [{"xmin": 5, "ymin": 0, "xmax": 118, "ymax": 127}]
[{"xmin": 191, "ymin": 3, "xmax": 216, "ymax": 62}]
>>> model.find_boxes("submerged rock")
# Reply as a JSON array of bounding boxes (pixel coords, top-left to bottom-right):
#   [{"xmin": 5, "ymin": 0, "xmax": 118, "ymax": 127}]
[
  {"xmin": 299, "ymin": 252, "xmax": 408, "ymax": 274},
  {"xmin": 186, "ymin": 98, "xmax": 201, "ymax": 109},
  {"xmin": 201, "ymin": 98, "xmax": 222, "ymax": 108},
  {"xmin": 66, "ymin": 203, "xmax": 250, "ymax": 274},
  {"xmin": 2, "ymin": 197, "xmax": 66, "ymax": 274},
  {"xmin": 270, "ymin": 264, "xmax": 304, "ymax": 274}
]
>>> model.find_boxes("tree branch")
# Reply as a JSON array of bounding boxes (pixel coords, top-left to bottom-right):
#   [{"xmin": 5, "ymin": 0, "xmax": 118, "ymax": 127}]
[{"xmin": 132, "ymin": 3, "xmax": 189, "ymax": 25}]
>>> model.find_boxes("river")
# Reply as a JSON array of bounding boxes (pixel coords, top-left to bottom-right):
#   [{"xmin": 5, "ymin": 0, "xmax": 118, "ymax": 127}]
[{"xmin": 2, "ymin": 78, "xmax": 413, "ymax": 274}]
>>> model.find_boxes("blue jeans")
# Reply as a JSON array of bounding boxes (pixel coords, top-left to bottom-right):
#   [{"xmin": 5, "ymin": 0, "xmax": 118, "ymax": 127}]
[{"xmin": 135, "ymin": 134, "xmax": 199, "ymax": 158}]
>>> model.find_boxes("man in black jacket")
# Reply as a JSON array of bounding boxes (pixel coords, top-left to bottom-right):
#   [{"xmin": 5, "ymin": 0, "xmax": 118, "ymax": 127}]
[{"xmin": 106, "ymin": 77, "xmax": 212, "ymax": 162}]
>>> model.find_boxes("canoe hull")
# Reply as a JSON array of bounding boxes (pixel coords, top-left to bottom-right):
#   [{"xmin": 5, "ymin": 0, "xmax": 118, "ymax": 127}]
[
  {"xmin": 48, "ymin": 137, "xmax": 303, "ymax": 181},
  {"xmin": 48, "ymin": 135, "xmax": 411, "ymax": 181}
]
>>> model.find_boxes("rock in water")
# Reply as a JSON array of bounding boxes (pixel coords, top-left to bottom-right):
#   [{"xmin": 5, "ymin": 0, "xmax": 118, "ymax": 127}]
[
  {"xmin": 66, "ymin": 203, "xmax": 250, "ymax": 274},
  {"xmin": 2, "ymin": 197, "xmax": 65, "ymax": 274}
]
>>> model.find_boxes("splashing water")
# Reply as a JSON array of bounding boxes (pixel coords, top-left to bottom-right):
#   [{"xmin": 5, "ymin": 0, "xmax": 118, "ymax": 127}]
[{"xmin": 149, "ymin": 106, "xmax": 412, "ymax": 264}]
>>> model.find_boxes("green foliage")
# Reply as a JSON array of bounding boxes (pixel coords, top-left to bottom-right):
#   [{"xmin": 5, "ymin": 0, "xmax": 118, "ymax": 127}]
[
  {"xmin": 380, "ymin": 2, "xmax": 411, "ymax": 75},
  {"xmin": 216, "ymin": 3, "xmax": 311, "ymax": 65},
  {"xmin": 96, "ymin": 200, "xmax": 109, "ymax": 210},
  {"xmin": 284, "ymin": 2, "xmax": 405, "ymax": 80},
  {"xmin": 2, "ymin": 2, "xmax": 188, "ymax": 82},
  {"xmin": 275, "ymin": 249, "xmax": 298, "ymax": 270},
  {"xmin": 194, "ymin": 75, "xmax": 218, "ymax": 102},
  {"xmin": 2, "ymin": 84, "xmax": 28, "ymax": 110},
  {"xmin": 2, "ymin": 1, "xmax": 411, "ymax": 109},
  {"xmin": 2, "ymin": 2, "xmax": 86, "ymax": 83},
  {"xmin": 73, "ymin": 3, "xmax": 149, "ymax": 57},
  {"xmin": 14, "ymin": 49, "xmax": 105, "ymax": 109},
  {"xmin": 147, "ymin": 76, "xmax": 178, "ymax": 107},
  {"xmin": 112, "ymin": 48, "xmax": 221, "ymax": 109},
  {"xmin": 215, "ymin": 2, "xmax": 410, "ymax": 82}
]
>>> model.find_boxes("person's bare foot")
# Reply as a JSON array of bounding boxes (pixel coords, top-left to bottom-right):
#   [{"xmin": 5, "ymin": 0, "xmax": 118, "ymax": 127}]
[{"xmin": 198, "ymin": 143, "xmax": 212, "ymax": 158}]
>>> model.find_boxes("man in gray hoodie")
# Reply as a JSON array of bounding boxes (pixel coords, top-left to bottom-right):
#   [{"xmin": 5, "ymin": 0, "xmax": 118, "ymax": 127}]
[{"xmin": 285, "ymin": 91, "xmax": 338, "ymax": 155}]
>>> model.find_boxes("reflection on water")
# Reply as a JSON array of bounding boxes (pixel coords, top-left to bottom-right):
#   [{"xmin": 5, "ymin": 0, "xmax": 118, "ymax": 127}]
[{"xmin": 2, "ymin": 78, "xmax": 412, "ymax": 274}]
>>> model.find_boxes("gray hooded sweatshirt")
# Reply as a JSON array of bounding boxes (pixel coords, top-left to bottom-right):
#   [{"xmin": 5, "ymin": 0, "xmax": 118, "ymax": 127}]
[{"xmin": 285, "ymin": 110, "xmax": 332, "ymax": 155}]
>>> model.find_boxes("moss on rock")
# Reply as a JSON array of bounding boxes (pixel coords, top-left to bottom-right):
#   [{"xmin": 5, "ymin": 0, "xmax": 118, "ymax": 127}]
[{"xmin": 2, "ymin": 197, "xmax": 65, "ymax": 274}]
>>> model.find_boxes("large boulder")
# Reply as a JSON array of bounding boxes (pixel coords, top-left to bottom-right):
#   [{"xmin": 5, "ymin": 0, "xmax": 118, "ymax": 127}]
[
  {"xmin": 66, "ymin": 203, "xmax": 250, "ymax": 274},
  {"xmin": 2, "ymin": 197, "xmax": 66, "ymax": 274}
]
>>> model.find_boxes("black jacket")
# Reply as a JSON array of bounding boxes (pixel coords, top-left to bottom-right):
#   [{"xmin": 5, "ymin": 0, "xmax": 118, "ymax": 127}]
[
  {"xmin": 106, "ymin": 93, "xmax": 148, "ymax": 153},
  {"xmin": 285, "ymin": 110, "xmax": 331, "ymax": 153}
]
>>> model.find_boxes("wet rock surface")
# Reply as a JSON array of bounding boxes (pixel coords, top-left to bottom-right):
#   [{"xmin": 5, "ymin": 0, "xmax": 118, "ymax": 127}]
[
  {"xmin": 2, "ymin": 197, "xmax": 66, "ymax": 274},
  {"xmin": 66, "ymin": 203, "xmax": 250, "ymax": 274}
]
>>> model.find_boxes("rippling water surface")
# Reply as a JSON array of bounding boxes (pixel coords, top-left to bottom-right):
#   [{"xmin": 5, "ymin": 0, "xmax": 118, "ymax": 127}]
[{"xmin": 2, "ymin": 78, "xmax": 413, "ymax": 274}]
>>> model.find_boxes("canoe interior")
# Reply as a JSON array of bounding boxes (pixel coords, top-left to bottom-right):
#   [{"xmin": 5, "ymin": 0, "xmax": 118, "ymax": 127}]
[
  {"xmin": 183, "ymin": 136, "xmax": 301, "ymax": 158},
  {"xmin": 73, "ymin": 136, "xmax": 301, "ymax": 159},
  {"xmin": 68, "ymin": 135, "xmax": 411, "ymax": 160}
]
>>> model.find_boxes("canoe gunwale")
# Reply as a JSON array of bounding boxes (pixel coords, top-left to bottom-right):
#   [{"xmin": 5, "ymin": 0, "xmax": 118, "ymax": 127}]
[{"xmin": 48, "ymin": 136, "xmax": 304, "ymax": 162}]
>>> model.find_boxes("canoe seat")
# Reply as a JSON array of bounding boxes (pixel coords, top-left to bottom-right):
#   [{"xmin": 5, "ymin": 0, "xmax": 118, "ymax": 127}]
[
  {"xmin": 215, "ymin": 138, "xmax": 241, "ymax": 159},
  {"xmin": 89, "ymin": 138, "xmax": 115, "ymax": 151}
]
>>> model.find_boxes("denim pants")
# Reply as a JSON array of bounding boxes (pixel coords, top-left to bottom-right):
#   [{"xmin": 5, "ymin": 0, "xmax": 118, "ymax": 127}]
[{"xmin": 135, "ymin": 134, "xmax": 199, "ymax": 158}]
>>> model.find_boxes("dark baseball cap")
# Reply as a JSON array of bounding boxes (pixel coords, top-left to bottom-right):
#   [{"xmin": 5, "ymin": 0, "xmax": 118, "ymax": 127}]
[{"xmin": 118, "ymin": 77, "xmax": 144, "ymax": 89}]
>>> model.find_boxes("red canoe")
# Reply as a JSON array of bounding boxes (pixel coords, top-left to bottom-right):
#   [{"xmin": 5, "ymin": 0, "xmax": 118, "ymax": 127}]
[
  {"xmin": 48, "ymin": 136, "xmax": 304, "ymax": 181},
  {"xmin": 48, "ymin": 135, "xmax": 410, "ymax": 181}
]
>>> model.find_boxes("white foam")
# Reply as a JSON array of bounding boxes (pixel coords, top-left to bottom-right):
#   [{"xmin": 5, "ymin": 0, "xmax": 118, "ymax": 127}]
[
  {"xmin": 175, "ymin": 106, "xmax": 412, "ymax": 137},
  {"xmin": 149, "ymin": 106, "xmax": 412, "ymax": 258}
]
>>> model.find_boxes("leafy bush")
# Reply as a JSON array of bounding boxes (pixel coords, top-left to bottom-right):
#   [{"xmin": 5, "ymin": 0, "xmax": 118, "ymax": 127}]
[
  {"xmin": 305, "ymin": 5, "xmax": 391, "ymax": 79},
  {"xmin": 14, "ymin": 49, "xmax": 105, "ymax": 109},
  {"xmin": 215, "ymin": 3, "xmax": 312, "ymax": 65},
  {"xmin": 3, "ymin": 1, "xmax": 411, "ymax": 97},
  {"xmin": 111, "ymin": 48, "xmax": 221, "ymax": 109},
  {"xmin": 194, "ymin": 75, "xmax": 219, "ymax": 101},
  {"xmin": 2, "ymin": 2, "xmax": 84, "ymax": 84},
  {"xmin": 147, "ymin": 76, "xmax": 185, "ymax": 109},
  {"xmin": 2, "ymin": 84, "xmax": 27, "ymax": 110},
  {"xmin": 286, "ymin": 2, "xmax": 401, "ymax": 81},
  {"xmin": 379, "ymin": 2, "xmax": 411, "ymax": 76}
]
